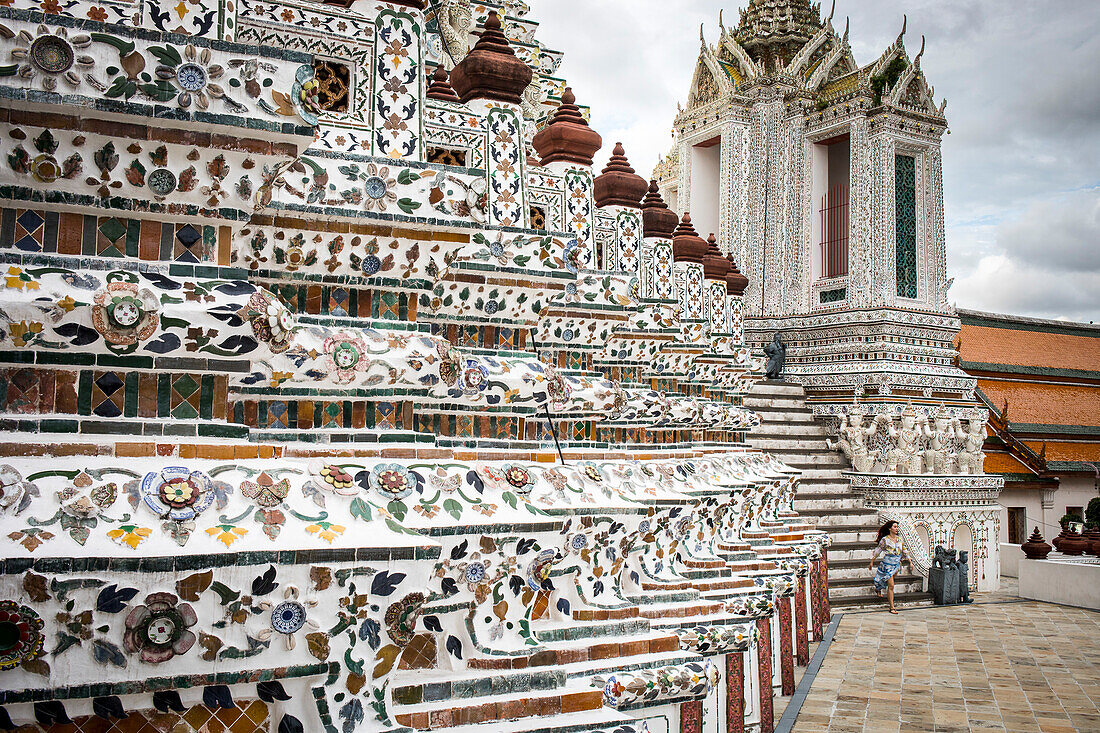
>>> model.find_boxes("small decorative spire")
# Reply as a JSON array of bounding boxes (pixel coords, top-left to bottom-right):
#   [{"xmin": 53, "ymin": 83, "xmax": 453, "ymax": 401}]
[
  {"xmin": 531, "ymin": 87, "xmax": 602, "ymax": 167},
  {"xmin": 724, "ymin": 253, "xmax": 748, "ymax": 296},
  {"xmin": 672, "ymin": 212, "xmax": 708, "ymax": 264},
  {"xmin": 448, "ymin": 10, "xmax": 533, "ymax": 105},
  {"xmin": 642, "ymin": 180, "xmax": 678, "ymax": 238},
  {"xmin": 594, "ymin": 142, "xmax": 648, "ymax": 208},
  {"xmin": 702, "ymin": 233, "xmax": 730, "ymax": 280},
  {"xmin": 426, "ymin": 66, "xmax": 461, "ymax": 103}
]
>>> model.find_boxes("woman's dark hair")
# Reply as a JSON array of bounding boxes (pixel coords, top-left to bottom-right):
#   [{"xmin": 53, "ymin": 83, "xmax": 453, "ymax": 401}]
[{"xmin": 876, "ymin": 520, "xmax": 899, "ymax": 542}]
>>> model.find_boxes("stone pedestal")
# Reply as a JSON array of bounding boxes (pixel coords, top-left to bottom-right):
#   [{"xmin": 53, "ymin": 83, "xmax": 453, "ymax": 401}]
[{"xmin": 849, "ymin": 473, "xmax": 1004, "ymax": 592}]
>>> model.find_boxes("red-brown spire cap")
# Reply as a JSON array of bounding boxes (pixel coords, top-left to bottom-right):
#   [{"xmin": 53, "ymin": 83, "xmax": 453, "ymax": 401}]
[
  {"xmin": 448, "ymin": 10, "xmax": 533, "ymax": 105},
  {"xmin": 593, "ymin": 142, "xmax": 648, "ymax": 208},
  {"xmin": 672, "ymin": 212, "xmax": 708, "ymax": 264},
  {"xmin": 531, "ymin": 87, "xmax": 603, "ymax": 166},
  {"xmin": 703, "ymin": 233, "xmax": 730, "ymax": 280},
  {"xmin": 642, "ymin": 179, "xmax": 678, "ymax": 238},
  {"xmin": 725, "ymin": 253, "xmax": 749, "ymax": 296},
  {"xmin": 426, "ymin": 65, "xmax": 461, "ymax": 103}
]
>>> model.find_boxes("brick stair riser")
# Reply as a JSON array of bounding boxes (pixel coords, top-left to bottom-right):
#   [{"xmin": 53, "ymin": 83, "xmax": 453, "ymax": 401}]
[
  {"xmin": 746, "ymin": 384, "xmax": 805, "ymax": 397},
  {"xmin": 825, "ymin": 547, "xmax": 877, "ymax": 562},
  {"xmin": 747, "ymin": 437, "xmax": 830, "ymax": 451},
  {"xmin": 792, "ymin": 497, "xmax": 865, "ymax": 510},
  {"xmin": 832, "ymin": 592, "xmax": 929, "ymax": 608},
  {"xmin": 829, "ymin": 579, "xmax": 925, "ymax": 599},
  {"xmin": 820, "ymin": 529, "xmax": 882, "ymax": 544},
  {"xmin": 799, "ymin": 512, "xmax": 881, "ymax": 527}
]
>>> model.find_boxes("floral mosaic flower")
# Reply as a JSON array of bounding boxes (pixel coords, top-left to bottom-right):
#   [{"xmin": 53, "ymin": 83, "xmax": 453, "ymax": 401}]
[
  {"xmin": 502, "ymin": 464, "xmax": 534, "ymax": 494},
  {"xmin": 542, "ymin": 363, "xmax": 571, "ymax": 410},
  {"xmin": 359, "ymin": 162, "xmax": 398, "ymax": 212},
  {"xmin": 123, "ymin": 592, "xmax": 197, "ymax": 664},
  {"xmin": 578, "ymin": 463, "xmax": 603, "ymax": 484},
  {"xmin": 427, "ymin": 467, "xmax": 461, "ymax": 493},
  {"xmin": 240, "ymin": 471, "xmax": 290, "ymax": 508},
  {"xmin": 242, "ymin": 290, "xmax": 295, "ymax": 353},
  {"xmin": 459, "ymin": 358, "xmax": 489, "ymax": 396},
  {"xmin": 56, "ymin": 472, "xmax": 116, "ymax": 518},
  {"xmin": 9, "ymin": 25, "xmax": 93, "ymax": 91},
  {"xmin": 107, "ymin": 524, "xmax": 152, "ymax": 549},
  {"xmin": 257, "ymin": 585, "xmax": 319, "ymax": 650},
  {"xmin": 312, "ymin": 464, "xmax": 356, "ymax": 496},
  {"xmin": 543, "ymin": 468, "xmax": 568, "ymax": 494},
  {"xmin": 155, "ymin": 43, "xmax": 226, "ymax": 109},
  {"xmin": 525, "ymin": 548, "xmax": 558, "ymax": 591},
  {"xmin": 364, "ymin": 463, "xmax": 418, "ymax": 501},
  {"xmin": 305, "ymin": 521, "xmax": 345, "ymax": 543},
  {"xmin": 323, "ymin": 332, "xmax": 369, "ymax": 384},
  {"xmin": 91, "ymin": 281, "xmax": 159, "ymax": 346},
  {"xmin": 0, "ymin": 601, "xmax": 45, "ymax": 671},
  {"xmin": 0, "ymin": 464, "xmax": 38, "ymax": 516},
  {"xmin": 437, "ymin": 340, "xmax": 461, "ymax": 387},
  {"xmin": 384, "ymin": 592, "xmax": 425, "ymax": 647},
  {"xmin": 139, "ymin": 467, "xmax": 215, "ymax": 522}
]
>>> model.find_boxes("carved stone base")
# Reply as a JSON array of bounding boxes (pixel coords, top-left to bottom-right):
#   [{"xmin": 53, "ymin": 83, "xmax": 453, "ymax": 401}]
[{"xmin": 847, "ymin": 473, "xmax": 1004, "ymax": 592}]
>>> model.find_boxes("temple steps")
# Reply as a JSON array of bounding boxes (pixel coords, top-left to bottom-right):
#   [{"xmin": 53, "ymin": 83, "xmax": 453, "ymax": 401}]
[{"xmin": 745, "ymin": 380, "xmax": 928, "ymax": 610}]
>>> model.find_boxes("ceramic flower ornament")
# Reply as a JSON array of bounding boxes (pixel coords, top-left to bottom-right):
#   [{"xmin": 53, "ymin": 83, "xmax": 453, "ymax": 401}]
[
  {"xmin": 91, "ymin": 281, "xmax": 159, "ymax": 346},
  {"xmin": 242, "ymin": 290, "xmax": 295, "ymax": 353},
  {"xmin": 123, "ymin": 592, "xmax": 198, "ymax": 663},
  {"xmin": 138, "ymin": 468, "xmax": 218, "ymax": 545},
  {"xmin": 323, "ymin": 332, "xmax": 370, "ymax": 384},
  {"xmin": 257, "ymin": 586, "xmax": 320, "ymax": 649},
  {"xmin": 0, "ymin": 601, "xmax": 45, "ymax": 671},
  {"xmin": 0, "ymin": 464, "xmax": 38, "ymax": 516},
  {"xmin": 9, "ymin": 25, "xmax": 94, "ymax": 91}
]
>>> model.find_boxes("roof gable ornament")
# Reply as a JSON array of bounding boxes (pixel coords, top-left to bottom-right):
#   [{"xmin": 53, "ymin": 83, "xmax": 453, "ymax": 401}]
[{"xmin": 806, "ymin": 17, "xmax": 852, "ymax": 90}]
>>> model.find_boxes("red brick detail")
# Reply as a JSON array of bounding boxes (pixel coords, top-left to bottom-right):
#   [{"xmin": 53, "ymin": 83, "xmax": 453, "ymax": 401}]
[
  {"xmin": 757, "ymin": 617, "xmax": 774, "ymax": 733},
  {"xmin": 795, "ymin": 580, "xmax": 810, "ymax": 666},
  {"xmin": 778, "ymin": 596, "xmax": 795, "ymax": 696},
  {"xmin": 680, "ymin": 698, "xmax": 703, "ymax": 733},
  {"xmin": 726, "ymin": 652, "xmax": 745, "ymax": 733}
]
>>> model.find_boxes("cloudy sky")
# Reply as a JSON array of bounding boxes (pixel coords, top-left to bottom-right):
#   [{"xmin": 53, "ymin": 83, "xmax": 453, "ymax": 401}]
[{"xmin": 532, "ymin": 0, "xmax": 1100, "ymax": 323}]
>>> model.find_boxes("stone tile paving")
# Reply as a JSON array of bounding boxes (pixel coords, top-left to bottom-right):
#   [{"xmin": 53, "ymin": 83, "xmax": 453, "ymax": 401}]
[{"xmin": 790, "ymin": 598, "xmax": 1100, "ymax": 733}]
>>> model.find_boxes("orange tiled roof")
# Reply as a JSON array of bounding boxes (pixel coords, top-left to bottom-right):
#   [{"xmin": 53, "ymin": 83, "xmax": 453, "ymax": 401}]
[
  {"xmin": 976, "ymin": 380, "xmax": 1100, "ymax": 428},
  {"xmin": 957, "ymin": 321, "xmax": 1100, "ymax": 373},
  {"xmin": 982, "ymin": 451, "xmax": 1033, "ymax": 474},
  {"xmin": 1022, "ymin": 440, "xmax": 1100, "ymax": 463}
]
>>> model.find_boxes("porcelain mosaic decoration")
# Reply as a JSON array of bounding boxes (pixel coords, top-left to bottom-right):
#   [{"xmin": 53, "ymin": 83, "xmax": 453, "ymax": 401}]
[{"xmin": 0, "ymin": 0, "xmax": 990, "ymax": 731}]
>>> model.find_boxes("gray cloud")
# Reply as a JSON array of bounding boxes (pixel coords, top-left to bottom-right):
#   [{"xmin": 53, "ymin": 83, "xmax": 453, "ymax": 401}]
[{"xmin": 530, "ymin": 0, "xmax": 1100, "ymax": 321}]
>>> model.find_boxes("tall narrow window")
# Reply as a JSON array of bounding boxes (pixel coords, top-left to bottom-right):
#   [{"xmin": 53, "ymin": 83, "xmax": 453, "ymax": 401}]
[
  {"xmin": 894, "ymin": 154, "xmax": 917, "ymax": 298},
  {"xmin": 812, "ymin": 133, "xmax": 849, "ymax": 280}
]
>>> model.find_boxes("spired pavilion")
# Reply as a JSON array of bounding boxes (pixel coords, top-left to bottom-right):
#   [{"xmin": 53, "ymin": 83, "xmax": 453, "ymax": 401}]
[{"xmin": 0, "ymin": 1, "xmax": 1005, "ymax": 733}]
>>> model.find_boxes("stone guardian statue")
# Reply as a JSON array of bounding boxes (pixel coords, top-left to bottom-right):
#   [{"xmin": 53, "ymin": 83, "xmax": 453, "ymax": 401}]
[
  {"xmin": 763, "ymin": 332, "xmax": 786, "ymax": 380},
  {"xmin": 827, "ymin": 404, "xmax": 878, "ymax": 473}
]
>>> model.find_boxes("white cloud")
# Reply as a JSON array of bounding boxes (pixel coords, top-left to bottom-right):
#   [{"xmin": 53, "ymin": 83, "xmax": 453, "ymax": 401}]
[{"xmin": 527, "ymin": 0, "xmax": 1100, "ymax": 321}]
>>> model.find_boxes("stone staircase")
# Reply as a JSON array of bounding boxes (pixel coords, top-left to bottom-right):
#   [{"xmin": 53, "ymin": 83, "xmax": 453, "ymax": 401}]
[{"xmin": 744, "ymin": 380, "xmax": 928, "ymax": 609}]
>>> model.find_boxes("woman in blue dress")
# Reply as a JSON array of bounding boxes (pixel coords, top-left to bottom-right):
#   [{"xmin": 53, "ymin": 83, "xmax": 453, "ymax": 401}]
[{"xmin": 869, "ymin": 520, "xmax": 911, "ymax": 614}]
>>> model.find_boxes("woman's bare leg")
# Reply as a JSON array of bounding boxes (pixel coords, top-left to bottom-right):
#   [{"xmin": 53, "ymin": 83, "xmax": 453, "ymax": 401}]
[{"xmin": 887, "ymin": 577, "xmax": 896, "ymax": 613}]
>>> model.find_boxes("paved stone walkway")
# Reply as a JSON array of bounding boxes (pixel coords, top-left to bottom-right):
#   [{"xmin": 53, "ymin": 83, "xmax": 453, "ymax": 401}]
[{"xmin": 791, "ymin": 599, "xmax": 1100, "ymax": 733}]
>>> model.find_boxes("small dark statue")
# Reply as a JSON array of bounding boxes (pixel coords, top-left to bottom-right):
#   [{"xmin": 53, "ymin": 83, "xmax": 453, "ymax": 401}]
[
  {"xmin": 957, "ymin": 550, "xmax": 972, "ymax": 603},
  {"xmin": 929, "ymin": 545, "xmax": 973, "ymax": 605},
  {"xmin": 929, "ymin": 545, "xmax": 959, "ymax": 605},
  {"xmin": 764, "ymin": 332, "xmax": 786, "ymax": 380}
]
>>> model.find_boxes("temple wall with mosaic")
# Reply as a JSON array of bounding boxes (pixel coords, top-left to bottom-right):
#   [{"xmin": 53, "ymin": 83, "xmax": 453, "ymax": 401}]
[{"xmin": 0, "ymin": 2, "xmax": 848, "ymax": 733}]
